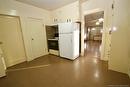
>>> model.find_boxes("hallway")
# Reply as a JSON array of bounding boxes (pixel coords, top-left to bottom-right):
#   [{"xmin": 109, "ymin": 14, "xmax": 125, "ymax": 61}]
[
  {"xmin": 84, "ymin": 41, "xmax": 101, "ymax": 58},
  {"xmin": 0, "ymin": 41, "xmax": 130, "ymax": 87}
]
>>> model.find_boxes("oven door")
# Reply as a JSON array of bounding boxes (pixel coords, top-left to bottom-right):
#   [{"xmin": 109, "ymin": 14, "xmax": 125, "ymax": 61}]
[{"xmin": 48, "ymin": 40, "xmax": 59, "ymax": 50}]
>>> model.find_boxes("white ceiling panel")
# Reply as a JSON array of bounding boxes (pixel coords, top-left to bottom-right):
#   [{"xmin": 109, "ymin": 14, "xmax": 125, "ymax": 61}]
[{"xmin": 16, "ymin": 0, "xmax": 78, "ymax": 10}]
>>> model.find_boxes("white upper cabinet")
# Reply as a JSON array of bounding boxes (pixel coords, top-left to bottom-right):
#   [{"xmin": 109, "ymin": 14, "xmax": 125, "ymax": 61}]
[{"xmin": 52, "ymin": 1, "xmax": 80, "ymax": 24}]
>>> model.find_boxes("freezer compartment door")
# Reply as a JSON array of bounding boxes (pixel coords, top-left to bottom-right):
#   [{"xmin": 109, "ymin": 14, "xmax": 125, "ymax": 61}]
[
  {"xmin": 59, "ymin": 34, "xmax": 73, "ymax": 59},
  {"xmin": 58, "ymin": 23, "xmax": 74, "ymax": 34}
]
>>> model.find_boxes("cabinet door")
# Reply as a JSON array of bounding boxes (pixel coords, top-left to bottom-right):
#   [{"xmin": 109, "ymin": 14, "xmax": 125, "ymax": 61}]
[{"xmin": 27, "ymin": 18, "xmax": 47, "ymax": 61}]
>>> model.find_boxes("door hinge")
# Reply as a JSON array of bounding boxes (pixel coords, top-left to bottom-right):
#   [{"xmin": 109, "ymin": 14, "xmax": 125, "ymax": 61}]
[
  {"xmin": 112, "ymin": 4, "xmax": 114, "ymax": 9},
  {"xmin": 112, "ymin": 0, "xmax": 115, "ymax": 10}
]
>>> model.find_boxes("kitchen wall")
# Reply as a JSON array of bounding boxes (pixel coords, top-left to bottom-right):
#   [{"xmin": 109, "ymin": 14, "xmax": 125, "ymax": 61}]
[
  {"xmin": 51, "ymin": 1, "xmax": 80, "ymax": 24},
  {"xmin": 109, "ymin": 0, "xmax": 129, "ymax": 74},
  {"xmin": 0, "ymin": 0, "xmax": 52, "ymax": 63}
]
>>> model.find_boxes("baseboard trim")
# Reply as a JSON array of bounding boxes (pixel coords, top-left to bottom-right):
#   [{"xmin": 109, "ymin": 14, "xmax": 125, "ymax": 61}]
[
  {"xmin": 27, "ymin": 52, "xmax": 49, "ymax": 62},
  {"xmin": 7, "ymin": 58, "xmax": 26, "ymax": 67}
]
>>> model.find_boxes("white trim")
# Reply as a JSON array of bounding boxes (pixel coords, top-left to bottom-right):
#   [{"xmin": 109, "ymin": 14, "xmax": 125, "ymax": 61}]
[{"xmin": 27, "ymin": 52, "xmax": 49, "ymax": 62}]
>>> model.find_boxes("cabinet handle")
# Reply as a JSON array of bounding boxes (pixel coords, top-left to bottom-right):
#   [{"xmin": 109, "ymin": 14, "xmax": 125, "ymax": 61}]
[{"xmin": 32, "ymin": 38, "xmax": 34, "ymax": 40}]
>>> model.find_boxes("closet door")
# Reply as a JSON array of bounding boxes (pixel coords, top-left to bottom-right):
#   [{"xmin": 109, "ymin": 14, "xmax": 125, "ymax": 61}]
[
  {"xmin": 27, "ymin": 18, "xmax": 47, "ymax": 61},
  {"xmin": 0, "ymin": 15, "xmax": 26, "ymax": 67}
]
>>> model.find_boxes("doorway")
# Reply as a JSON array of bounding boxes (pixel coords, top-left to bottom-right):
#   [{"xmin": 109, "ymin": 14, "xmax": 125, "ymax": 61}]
[
  {"xmin": 84, "ymin": 11, "xmax": 104, "ymax": 58},
  {"xmin": 0, "ymin": 15, "xmax": 26, "ymax": 67}
]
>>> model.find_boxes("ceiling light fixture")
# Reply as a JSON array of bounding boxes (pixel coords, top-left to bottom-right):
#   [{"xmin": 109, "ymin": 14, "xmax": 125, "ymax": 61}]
[
  {"xmin": 92, "ymin": 28, "xmax": 96, "ymax": 31},
  {"xmin": 100, "ymin": 29, "xmax": 103, "ymax": 33},
  {"xmin": 88, "ymin": 28, "xmax": 90, "ymax": 32},
  {"xmin": 96, "ymin": 22, "xmax": 100, "ymax": 25},
  {"xmin": 98, "ymin": 18, "xmax": 104, "ymax": 22}
]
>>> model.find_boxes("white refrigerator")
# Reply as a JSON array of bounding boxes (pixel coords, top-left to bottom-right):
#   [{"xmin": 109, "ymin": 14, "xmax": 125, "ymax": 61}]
[{"xmin": 58, "ymin": 23, "xmax": 79, "ymax": 60}]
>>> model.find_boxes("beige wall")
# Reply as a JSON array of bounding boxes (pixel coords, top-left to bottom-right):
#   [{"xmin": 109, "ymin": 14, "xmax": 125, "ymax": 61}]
[
  {"xmin": 0, "ymin": 0, "xmax": 52, "ymax": 62},
  {"xmin": 109, "ymin": 0, "xmax": 129, "ymax": 74},
  {"xmin": 51, "ymin": 1, "xmax": 80, "ymax": 23}
]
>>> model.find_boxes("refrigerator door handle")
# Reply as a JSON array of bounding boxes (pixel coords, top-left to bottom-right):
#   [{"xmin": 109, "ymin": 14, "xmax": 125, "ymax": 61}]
[{"xmin": 71, "ymin": 38, "xmax": 72, "ymax": 43}]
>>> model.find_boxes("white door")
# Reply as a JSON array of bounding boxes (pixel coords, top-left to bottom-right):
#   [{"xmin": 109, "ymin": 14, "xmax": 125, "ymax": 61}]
[
  {"xmin": 0, "ymin": 15, "xmax": 26, "ymax": 67},
  {"xmin": 59, "ymin": 34, "xmax": 73, "ymax": 59},
  {"xmin": 27, "ymin": 18, "xmax": 47, "ymax": 61}
]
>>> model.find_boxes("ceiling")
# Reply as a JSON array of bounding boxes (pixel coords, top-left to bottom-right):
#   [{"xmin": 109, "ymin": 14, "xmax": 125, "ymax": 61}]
[
  {"xmin": 16, "ymin": 0, "xmax": 78, "ymax": 10},
  {"xmin": 85, "ymin": 11, "xmax": 104, "ymax": 27}
]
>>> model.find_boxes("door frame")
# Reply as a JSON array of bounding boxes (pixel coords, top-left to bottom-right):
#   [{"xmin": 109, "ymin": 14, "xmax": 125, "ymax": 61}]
[
  {"xmin": 0, "ymin": 14, "xmax": 27, "ymax": 67},
  {"xmin": 81, "ymin": 8, "xmax": 107, "ymax": 60}
]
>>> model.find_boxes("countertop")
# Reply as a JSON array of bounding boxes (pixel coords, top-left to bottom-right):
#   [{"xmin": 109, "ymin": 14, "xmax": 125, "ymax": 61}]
[{"xmin": 48, "ymin": 38, "xmax": 59, "ymax": 41}]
